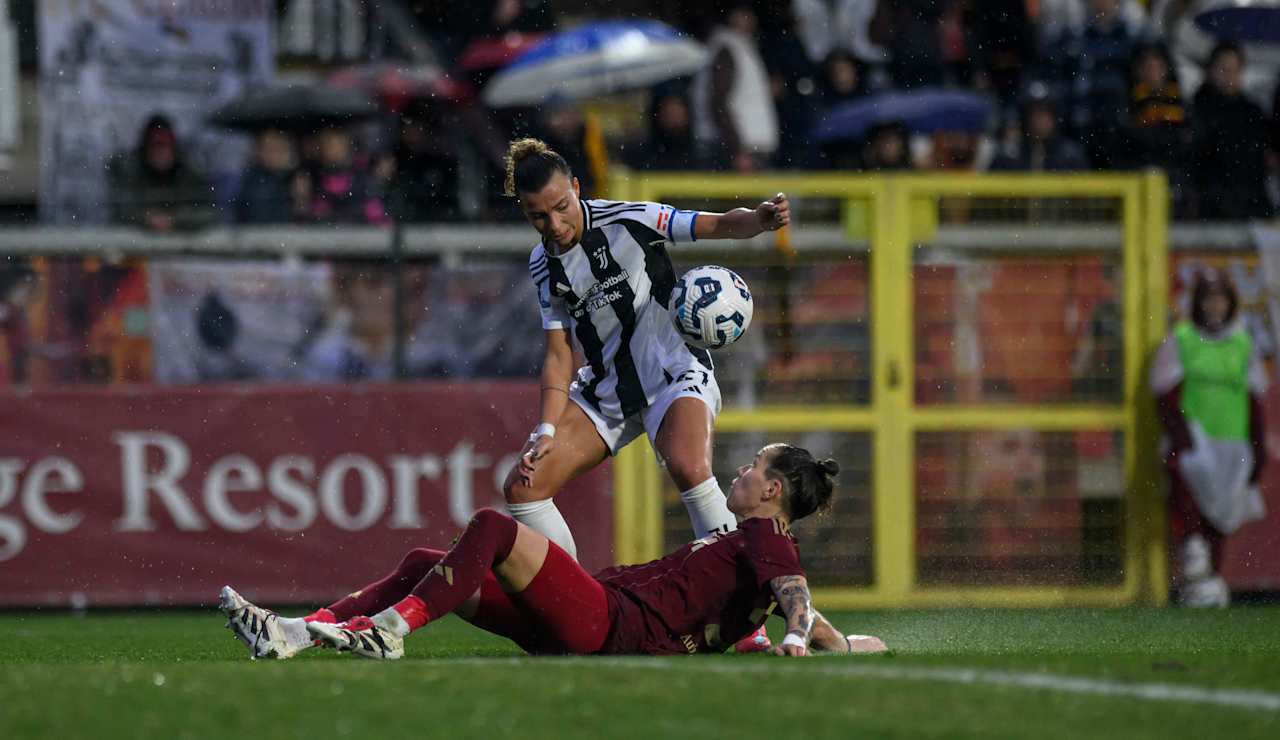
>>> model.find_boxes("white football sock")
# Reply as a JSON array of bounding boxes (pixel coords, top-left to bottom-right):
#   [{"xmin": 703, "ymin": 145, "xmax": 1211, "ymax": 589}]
[
  {"xmin": 507, "ymin": 499, "xmax": 579, "ymax": 561},
  {"xmin": 277, "ymin": 616, "xmax": 313, "ymax": 650},
  {"xmin": 681, "ymin": 476, "xmax": 738, "ymax": 539},
  {"xmin": 373, "ymin": 607, "xmax": 411, "ymax": 638}
]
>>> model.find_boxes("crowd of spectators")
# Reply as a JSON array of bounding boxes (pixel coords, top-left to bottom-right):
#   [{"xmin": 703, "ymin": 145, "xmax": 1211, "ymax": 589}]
[{"xmin": 102, "ymin": 0, "xmax": 1280, "ymax": 232}]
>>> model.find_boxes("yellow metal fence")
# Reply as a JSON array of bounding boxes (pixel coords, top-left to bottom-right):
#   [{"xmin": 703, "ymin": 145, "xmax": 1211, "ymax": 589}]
[{"xmin": 609, "ymin": 171, "xmax": 1170, "ymax": 608}]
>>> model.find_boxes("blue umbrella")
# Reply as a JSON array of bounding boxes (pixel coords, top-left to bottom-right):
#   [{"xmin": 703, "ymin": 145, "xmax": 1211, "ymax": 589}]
[
  {"xmin": 1194, "ymin": 5, "xmax": 1280, "ymax": 44},
  {"xmin": 483, "ymin": 21, "xmax": 707, "ymax": 107},
  {"xmin": 813, "ymin": 89, "xmax": 993, "ymax": 144}
]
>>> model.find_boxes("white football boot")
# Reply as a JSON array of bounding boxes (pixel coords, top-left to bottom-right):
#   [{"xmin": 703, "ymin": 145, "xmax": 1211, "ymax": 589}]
[
  {"xmin": 218, "ymin": 585, "xmax": 310, "ymax": 659},
  {"xmin": 1177, "ymin": 535, "xmax": 1229, "ymax": 608},
  {"xmin": 308, "ymin": 616, "xmax": 405, "ymax": 660},
  {"xmin": 1181, "ymin": 575, "xmax": 1230, "ymax": 608}
]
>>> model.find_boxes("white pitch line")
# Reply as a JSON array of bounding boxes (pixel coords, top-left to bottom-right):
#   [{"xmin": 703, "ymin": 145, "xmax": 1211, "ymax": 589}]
[{"xmin": 433, "ymin": 656, "xmax": 1280, "ymax": 712}]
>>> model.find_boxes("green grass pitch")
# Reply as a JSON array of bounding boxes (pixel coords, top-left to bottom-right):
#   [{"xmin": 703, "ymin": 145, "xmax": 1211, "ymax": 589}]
[{"xmin": 2, "ymin": 607, "xmax": 1278, "ymax": 739}]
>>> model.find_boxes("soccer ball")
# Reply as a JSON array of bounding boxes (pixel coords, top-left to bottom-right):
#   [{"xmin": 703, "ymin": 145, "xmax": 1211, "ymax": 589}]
[{"xmin": 670, "ymin": 266, "xmax": 753, "ymax": 350}]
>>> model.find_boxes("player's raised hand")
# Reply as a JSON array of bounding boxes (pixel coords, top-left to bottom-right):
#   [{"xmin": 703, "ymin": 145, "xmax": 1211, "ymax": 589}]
[
  {"xmin": 518, "ymin": 434, "xmax": 556, "ymax": 486},
  {"xmin": 756, "ymin": 193, "xmax": 790, "ymax": 232}
]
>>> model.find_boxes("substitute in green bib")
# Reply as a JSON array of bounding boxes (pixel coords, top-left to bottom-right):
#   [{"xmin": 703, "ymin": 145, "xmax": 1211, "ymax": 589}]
[{"xmin": 1151, "ymin": 270, "xmax": 1268, "ymax": 607}]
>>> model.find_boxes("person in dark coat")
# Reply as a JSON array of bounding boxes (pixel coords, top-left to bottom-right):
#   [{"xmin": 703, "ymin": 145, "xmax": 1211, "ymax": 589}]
[
  {"xmin": 991, "ymin": 89, "xmax": 1089, "ymax": 172},
  {"xmin": 106, "ymin": 114, "xmax": 217, "ymax": 231},
  {"xmin": 626, "ymin": 87, "xmax": 702, "ymax": 171},
  {"xmin": 234, "ymin": 128, "xmax": 304, "ymax": 224},
  {"xmin": 1191, "ymin": 43, "xmax": 1273, "ymax": 220},
  {"xmin": 385, "ymin": 101, "xmax": 461, "ymax": 222}
]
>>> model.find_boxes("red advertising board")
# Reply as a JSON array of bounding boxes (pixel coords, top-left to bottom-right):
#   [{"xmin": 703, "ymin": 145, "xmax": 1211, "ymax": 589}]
[{"xmin": 0, "ymin": 383, "xmax": 612, "ymax": 607}]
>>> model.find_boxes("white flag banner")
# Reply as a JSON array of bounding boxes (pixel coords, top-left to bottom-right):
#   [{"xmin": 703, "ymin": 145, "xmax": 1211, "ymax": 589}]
[
  {"xmin": 148, "ymin": 259, "xmax": 332, "ymax": 384},
  {"xmin": 38, "ymin": 0, "xmax": 274, "ymax": 224}
]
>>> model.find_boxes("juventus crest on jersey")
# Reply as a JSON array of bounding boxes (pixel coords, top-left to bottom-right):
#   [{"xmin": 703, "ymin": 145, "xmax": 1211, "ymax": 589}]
[{"xmin": 528, "ymin": 198, "xmax": 713, "ymax": 421}]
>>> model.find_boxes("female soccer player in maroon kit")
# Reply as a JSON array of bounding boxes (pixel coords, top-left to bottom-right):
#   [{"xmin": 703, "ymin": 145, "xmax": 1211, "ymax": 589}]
[{"xmin": 220, "ymin": 444, "xmax": 885, "ymax": 658}]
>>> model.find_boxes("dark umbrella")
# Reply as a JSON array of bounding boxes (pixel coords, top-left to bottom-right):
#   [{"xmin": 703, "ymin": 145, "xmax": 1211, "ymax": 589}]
[
  {"xmin": 813, "ymin": 88, "xmax": 993, "ymax": 144},
  {"xmin": 1194, "ymin": 5, "xmax": 1280, "ymax": 44},
  {"xmin": 207, "ymin": 84, "xmax": 380, "ymax": 132}
]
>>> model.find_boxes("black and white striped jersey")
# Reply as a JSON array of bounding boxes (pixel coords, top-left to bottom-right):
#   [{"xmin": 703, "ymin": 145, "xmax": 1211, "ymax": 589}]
[{"xmin": 528, "ymin": 197, "xmax": 713, "ymax": 420}]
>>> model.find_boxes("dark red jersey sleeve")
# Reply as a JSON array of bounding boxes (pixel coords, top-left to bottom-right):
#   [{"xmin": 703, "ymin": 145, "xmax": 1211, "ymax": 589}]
[{"xmin": 739, "ymin": 517, "xmax": 804, "ymax": 588}]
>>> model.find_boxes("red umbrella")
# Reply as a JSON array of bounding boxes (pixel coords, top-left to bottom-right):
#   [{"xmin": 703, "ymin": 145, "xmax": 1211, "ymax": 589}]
[
  {"xmin": 326, "ymin": 63, "xmax": 472, "ymax": 112},
  {"xmin": 457, "ymin": 32, "xmax": 547, "ymax": 72}
]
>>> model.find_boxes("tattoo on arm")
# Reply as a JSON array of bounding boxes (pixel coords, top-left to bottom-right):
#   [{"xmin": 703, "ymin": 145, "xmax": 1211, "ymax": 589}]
[{"xmin": 770, "ymin": 574, "xmax": 815, "ymax": 645}]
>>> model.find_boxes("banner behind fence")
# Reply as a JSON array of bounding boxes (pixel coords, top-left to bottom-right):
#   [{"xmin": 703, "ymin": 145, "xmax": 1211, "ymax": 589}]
[{"xmin": 0, "ymin": 382, "xmax": 613, "ymax": 607}]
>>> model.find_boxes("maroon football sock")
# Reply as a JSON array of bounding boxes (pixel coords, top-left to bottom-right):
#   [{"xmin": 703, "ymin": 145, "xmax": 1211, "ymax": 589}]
[
  {"xmin": 325, "ymin": 547, "xmax": 445, "ymax": 622},
  {"xmin": 394, "ymin": 509, "xmax": 518, "ymax": 631}
]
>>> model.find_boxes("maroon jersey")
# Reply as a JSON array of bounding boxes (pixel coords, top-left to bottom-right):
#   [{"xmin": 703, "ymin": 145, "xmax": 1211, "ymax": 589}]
[{"xmin": 593, "ymin": 517, "xmax": 803, "ymax": 655}]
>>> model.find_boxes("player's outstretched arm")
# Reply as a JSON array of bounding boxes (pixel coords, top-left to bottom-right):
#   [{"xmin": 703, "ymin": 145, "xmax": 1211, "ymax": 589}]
[
  {"xmin": 808, "ymin": 609, "xmax": 851, "ymax": 654},
  {"xmin": 769, "ymin": 573, "xmax": 815, "ymax": 657},
  {"xmin": 693, "ymin": 193, "xmax": 790, "ymax": 240},
  {"xmin": 520, "ymin": 328, "xmax": 575, "ymax": 484},
  {"xmin": 808, "ymin": 607, "xmax": 889, "ymax": 655}
]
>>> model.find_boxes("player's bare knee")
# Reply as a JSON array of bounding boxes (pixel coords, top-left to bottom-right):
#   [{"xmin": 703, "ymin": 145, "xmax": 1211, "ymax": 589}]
[
  {"xmin": 666, "ymin": 453, "xmax": 712, "ymax": 492},
  {"xmin": 503, "ymin": 473, "xmax": 545, "ymax": 505}
]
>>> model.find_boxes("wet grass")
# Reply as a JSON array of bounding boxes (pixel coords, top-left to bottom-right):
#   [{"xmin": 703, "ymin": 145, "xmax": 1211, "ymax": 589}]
[{"xmin": 1, "ymin": 607, "xmax": 1277, "ymax": 739}]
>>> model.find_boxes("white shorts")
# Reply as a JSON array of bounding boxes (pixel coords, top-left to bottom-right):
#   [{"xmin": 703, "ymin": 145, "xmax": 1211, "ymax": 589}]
[{"xmin": 570, "ymin": 365, "xmax": 722, "ymax": 456}]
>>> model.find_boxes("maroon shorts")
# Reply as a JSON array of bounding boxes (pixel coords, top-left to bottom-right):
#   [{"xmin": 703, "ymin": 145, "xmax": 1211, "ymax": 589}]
[{"xmin": 467, "ymin": 541, "xmax": 612, "ymax": 655}]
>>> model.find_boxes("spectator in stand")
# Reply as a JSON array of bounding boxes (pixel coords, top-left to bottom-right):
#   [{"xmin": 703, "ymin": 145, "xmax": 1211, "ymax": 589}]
[
  {"xmin": 626, "ymin": 88, "xmax": 702, "ymax": 171},
  {"xmin": 992, "ymin": 88, "xmax": 1089, "ymax": 172},
  {"xmin": 301, "ymin": 126, "xmax": 389, "ymax": 225},
  {"xmin": 106, "ymin": 114, "xmax": 217, "ymax": 232},
  {"xmin": 862, "ymin": 121, "xmax": 913, "ymax": 171},
  {"xmin": 879, "ymin": 1, "xmax": 949, "ymax": 89},
  {"xmin": 1044, "ymin": 0, "xmax": 1142, "ymax": 168},
  {"xmin": 818, "ymin": 50, "xmax": 867, "ymax": 108},
  {"xmin": 530, "ymin": 102, "xmax": 607, "ymax": 197},
  {"xmin": 384, "ymin": 101, "xmax": 461, "ymax": 222},
  {"xmin": 791, "ymin": 0, "xmax": 887, "ymax": 70},
  {"xmin": 234, "ymin": 128, "xmax": 305, "ymax": 224},
  {"xmin": 1120, "ymin": 43, "xmax": 1191, "ymax": 211},
  {"xmin": 759, "ymin": 4, "xmax": 823, "ymax": 168},
  {"xmin": 1192, "ymin": 43, "xmax": 1273, "ymax": 220},
  {"xmin": 1036, "ymin": 0, "xmax": 1147, "ymax": 51},
  {"xmin": 691, "ymin": 4, "xmax": 779, "ymax": 171},
  {"xmin": 967, "ymin": 0, "xmax": 1035, "ymax": 113}
]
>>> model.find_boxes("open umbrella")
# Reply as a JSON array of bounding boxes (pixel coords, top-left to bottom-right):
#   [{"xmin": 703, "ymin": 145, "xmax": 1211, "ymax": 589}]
[
  {"xmin": 208, "ymin": 84, "xmax": 379, "ymax": 132},
  {"xmin": 457, "ymin": 32, "xmax": 547, "ymax": 72},
  {"xmin": 812, "ymin": 88, "xmax": 993, "ymax": 144},
  {"xmin": 482, "ymin": 20, "xmax": 707, "ymax": 108},
  {"xmin": 327, "ymin": 63, "xmax": 471, "ymax": 112},
  {"xmin": 1194, "ymin": 4, "xmax": 1280, "ymax": 44}
]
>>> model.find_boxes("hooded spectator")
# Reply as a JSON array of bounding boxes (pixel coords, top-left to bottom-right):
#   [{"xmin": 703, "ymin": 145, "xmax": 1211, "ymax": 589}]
[{"xmin": 106, "ymin": 114, "xmax": 217, "ymax": 231}]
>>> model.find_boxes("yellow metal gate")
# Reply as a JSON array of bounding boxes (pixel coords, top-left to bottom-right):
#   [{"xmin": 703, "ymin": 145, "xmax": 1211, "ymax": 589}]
[{"xmin": 609, "ymin": 171, "xmax": 1169, "ymax": 608}]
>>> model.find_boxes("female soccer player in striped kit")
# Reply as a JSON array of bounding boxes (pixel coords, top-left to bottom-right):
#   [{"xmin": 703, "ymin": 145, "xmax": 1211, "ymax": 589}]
[
  {"xmin": 501, "ymin": 138, "xmax": 789, "ymax": 651},
  {"xmin": 219, "ymin": 444, "xmax": 887, "ymax": 659}
]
